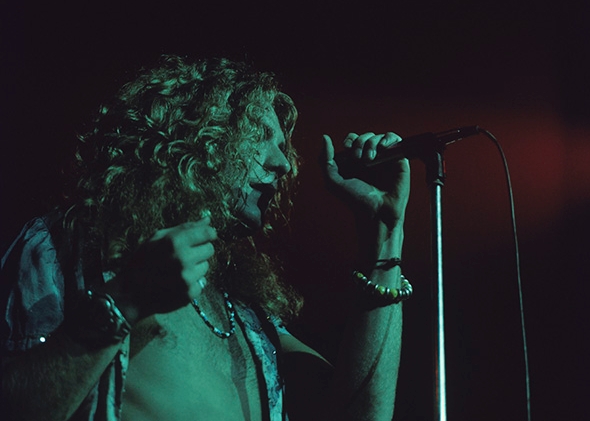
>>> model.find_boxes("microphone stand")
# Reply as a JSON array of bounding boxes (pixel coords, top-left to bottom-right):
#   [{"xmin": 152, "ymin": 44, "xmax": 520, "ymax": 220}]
[{"xmin": 421, "ymin": 148, "xmax": 448, "ymax": 421}]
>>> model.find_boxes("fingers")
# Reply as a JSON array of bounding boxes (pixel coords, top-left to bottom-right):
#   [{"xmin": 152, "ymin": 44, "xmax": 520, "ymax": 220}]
[
  {"xmin": 187, "ymin": 277, "xmax": 206, "ymax": 300},
  {"xmin": 344, "ymin": 132, "xmax": 401, "ymax": 162},
  {"xmin": 343, "ymin": 133, "xmax": 358, "ymax": 148},
  {"xmin": 122, "ymin": 216, "xmax": 221, "ymax": 316},
  {"xmin": 183, "ymin": 261, "xmax": 210, "ymax": 299},
  {"xmin": 182, "ymin": 242, "xmax": 215, "ymax": 266},
  {"xmin": 354, "ymin": 132, "xmax": 381, "ymax": 160},
  {"xmin": 169, "ymin": 223, "xmax": 216, "ymax": 272},
  {"xmin": 344, "ymin": 132, "xmax": 371, "ymax": 159},
  {"xmin": 148, "ymin": 216, "xmax": 217, "ymax": 280},
  {"xmin": 382, "ymin": 131, "xmax": 402, "ymax": 148},
  {"xmin": 176, "ymin": 220, "xmax": 217, "ymax": 247}
]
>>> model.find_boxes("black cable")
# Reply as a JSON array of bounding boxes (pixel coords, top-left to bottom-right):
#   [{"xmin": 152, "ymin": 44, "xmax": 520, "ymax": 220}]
[{"xmin": 478, "ymin": 128, "xmax": 531, "ymax": 421}]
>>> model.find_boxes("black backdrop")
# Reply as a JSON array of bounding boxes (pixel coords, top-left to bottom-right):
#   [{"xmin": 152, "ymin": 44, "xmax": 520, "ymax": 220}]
[{"xmin": 2, "ymin": 2, "xmax": 589, "ymax": 420}]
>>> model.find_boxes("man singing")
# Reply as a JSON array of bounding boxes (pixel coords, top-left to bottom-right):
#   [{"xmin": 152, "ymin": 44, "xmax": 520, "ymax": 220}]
[{"xmin": 1, "ymin": 55, "xmax": 411, "ymax": 421}]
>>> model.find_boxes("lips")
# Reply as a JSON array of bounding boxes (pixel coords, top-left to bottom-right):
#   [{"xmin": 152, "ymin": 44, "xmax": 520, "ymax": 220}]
[{"xmin": 252, "ymin": 181, "xmax": 277, "ymax": 195}]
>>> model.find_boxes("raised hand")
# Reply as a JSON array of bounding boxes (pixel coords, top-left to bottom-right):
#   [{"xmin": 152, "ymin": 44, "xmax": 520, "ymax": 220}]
[
  {"xmin": 117, "ymin": 216, "xmax": 217, "ymax": 320},
  {"xmin": 321, "ymin": 132, "xmax": 410, "ymax": 229}
]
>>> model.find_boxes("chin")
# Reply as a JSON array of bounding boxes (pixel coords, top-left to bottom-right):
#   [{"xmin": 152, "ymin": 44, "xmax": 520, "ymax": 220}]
[{"xmin": 233, "ymin": 207, "xmax": 264, "ymax": 236}]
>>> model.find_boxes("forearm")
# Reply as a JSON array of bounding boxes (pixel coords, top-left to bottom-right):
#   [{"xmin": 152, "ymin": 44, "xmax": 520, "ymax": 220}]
[
  {"xmin": 2, "ymin": 328, "xmax": 123, "ymax": 421},
  {"xmin": 331, "ymin": 221, "xmax": 404, "ymax": 421}
]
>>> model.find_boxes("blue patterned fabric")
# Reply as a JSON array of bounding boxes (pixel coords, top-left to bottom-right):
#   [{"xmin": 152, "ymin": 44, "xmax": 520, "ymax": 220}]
[
  {"xmin": 235, "ymin": 303, "xmax": 288, "ymax": 421},
  {"xmin": 1, "ymin": 216, "xmax": 288, "ymax": 420}
]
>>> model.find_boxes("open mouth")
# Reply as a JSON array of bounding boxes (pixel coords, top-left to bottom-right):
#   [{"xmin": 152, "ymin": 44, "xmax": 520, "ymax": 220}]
[{"xmin": 252, "ymin": 182, "xmax": 278, "ymax": 210}]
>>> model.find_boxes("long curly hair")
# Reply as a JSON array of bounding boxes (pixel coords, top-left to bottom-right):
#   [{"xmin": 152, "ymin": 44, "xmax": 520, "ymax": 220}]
[{"xmin": 66, "ymin": 55, "xmax": 303, "ymax": 321}]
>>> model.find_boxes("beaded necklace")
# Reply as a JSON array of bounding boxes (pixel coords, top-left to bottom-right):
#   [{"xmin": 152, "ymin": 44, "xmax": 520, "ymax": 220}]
[{"xmin": 191, "ymin": 291, "xmax": 236, "ymax": 339}]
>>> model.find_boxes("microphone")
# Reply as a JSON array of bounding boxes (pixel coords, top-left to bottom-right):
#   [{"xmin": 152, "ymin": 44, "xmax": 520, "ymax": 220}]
[{"xmin": 334, "ymin": 125, "xmax": 481, "ymax": 177}]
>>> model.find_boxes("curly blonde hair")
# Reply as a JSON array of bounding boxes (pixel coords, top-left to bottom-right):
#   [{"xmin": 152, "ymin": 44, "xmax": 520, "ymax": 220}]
[{"xmin": 67, "ymin": 55, "xmax": 302, "ymax": 321}]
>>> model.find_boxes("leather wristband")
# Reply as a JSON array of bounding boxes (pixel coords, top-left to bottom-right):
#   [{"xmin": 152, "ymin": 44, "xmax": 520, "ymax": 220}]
[{"xmin": 66, "ymin": 289, "xmax": 131, "ymax": 347}]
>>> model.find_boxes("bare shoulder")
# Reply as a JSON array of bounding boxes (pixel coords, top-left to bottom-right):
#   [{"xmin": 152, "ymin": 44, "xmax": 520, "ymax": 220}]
[{"xmin": 279, "ymin": 333, "xmax": 332, "ymax": 366}]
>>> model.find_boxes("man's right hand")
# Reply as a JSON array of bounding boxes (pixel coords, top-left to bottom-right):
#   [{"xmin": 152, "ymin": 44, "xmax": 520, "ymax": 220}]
[{"xmin": 112, "ymin": 216, "xmax": 217, "ymax": 323}]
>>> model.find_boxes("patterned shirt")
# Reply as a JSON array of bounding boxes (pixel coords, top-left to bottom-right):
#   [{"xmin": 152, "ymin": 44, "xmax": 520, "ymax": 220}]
[{"xmin": 1, "ymin": 215, "xmax": 289, "ymax": 420}]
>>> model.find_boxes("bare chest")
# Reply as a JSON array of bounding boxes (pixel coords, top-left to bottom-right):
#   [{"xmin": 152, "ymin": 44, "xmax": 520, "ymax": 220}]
[{"xmin": 121, "ymin": 305, "xmax": 263, "ymax": 421}]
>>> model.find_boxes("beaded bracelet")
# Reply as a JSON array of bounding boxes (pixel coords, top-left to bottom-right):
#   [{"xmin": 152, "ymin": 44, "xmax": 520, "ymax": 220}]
[
  {"xmin": 66, "ymin": 290, "xmax": 132, "ymax": 347},
  {"xmin": 352, "ymin": 270, "xmax": 413, "ymax": 305}
]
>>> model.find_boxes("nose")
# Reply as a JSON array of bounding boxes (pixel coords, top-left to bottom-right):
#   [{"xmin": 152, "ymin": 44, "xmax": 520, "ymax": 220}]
[{"xmin": 264, "ymin": 144, "xmax": 291, "ymax": 178}]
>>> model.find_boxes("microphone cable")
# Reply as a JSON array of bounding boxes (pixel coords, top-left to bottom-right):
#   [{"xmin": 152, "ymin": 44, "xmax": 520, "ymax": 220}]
[{"xmin": 478, "ymin": 127, "xmax": 531, "ymax": 421}]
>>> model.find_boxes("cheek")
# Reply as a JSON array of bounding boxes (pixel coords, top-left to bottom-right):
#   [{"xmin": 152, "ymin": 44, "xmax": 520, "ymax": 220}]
[{"xmin": 231, "ymin": 184, "xmax": 252, "ymax": 208}]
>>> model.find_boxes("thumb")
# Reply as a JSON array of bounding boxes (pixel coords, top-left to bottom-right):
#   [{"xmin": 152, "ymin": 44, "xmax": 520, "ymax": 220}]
[
  {"xmin": 322, "ymin": 134, "xmax": 336, "ymax": 164},
  {"xmin": 320, "ymin": 134, "xmax": 344, "ymax": 184}
]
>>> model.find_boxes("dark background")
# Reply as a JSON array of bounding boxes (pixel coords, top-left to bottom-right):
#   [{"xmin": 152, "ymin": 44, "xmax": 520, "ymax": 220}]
[{"xmin": 2, "ymin": 1, "xmax": 589, "ymax": 420}]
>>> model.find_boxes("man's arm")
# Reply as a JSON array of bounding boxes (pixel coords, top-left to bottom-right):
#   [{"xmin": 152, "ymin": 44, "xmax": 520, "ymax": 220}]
[
  {"xmin": 280, "ymin": 224, "xmax": 404, "ymax": 421},
  {"xmin": 330, "ymin": 222, "xmax": 404, "ymax": 420},
  {"xmin": 322, "ymin": 132, "xmax": 409, "ymax": 420},
  {"xmin": 286, "ymin": 133, "xmax": 409, "ymax": 421},
  {"xmin": 1, "ymin": 218, "xmax": 217, "ymax": 420}
]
